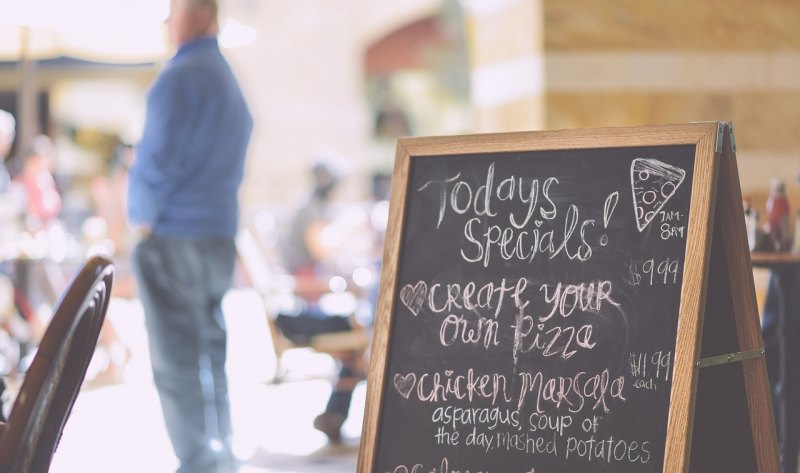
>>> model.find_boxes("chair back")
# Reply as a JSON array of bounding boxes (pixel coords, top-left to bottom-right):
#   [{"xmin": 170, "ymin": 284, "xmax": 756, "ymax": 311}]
[{"xmin": 0, "ymin": 255, "xmax": 114, "ymax": 473}]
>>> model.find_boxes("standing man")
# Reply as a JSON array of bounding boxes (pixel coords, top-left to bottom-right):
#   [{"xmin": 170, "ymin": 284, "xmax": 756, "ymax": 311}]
[{"xmin": 127, "ymin": 1, "xmax": 252, "ymax": 472}]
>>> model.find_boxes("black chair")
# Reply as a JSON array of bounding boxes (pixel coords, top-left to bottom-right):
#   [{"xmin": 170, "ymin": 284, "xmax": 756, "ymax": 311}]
[{"xmin": 0, "ymin": 255, "xmax": 114, "ymax": 473}]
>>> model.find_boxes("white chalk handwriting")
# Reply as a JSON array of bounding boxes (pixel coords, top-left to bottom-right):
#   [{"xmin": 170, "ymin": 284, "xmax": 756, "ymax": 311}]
[
  {"xmin": 384, "ymin": 457, "xmax": 489, "ymax": 473},
  {"xmin": 417, "ymin": 163, "xmax": 600, "ymax": 266},
  {"xmin": 626, "ymin": 257, "xmax": 680, "ymax": 287}
]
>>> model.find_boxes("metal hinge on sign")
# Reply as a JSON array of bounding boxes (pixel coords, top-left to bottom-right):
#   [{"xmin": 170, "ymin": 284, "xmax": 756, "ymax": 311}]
[
  {"xmin": 715, "ymin": 121, "xmax": 725, "ymax": 155},
  {"xmin": 695, "ymin": 348, "xmax": 765, "ymax": 369},
  {"xmin": 726, "ymin": 121, "xmax": 737, "ymax": 154}
]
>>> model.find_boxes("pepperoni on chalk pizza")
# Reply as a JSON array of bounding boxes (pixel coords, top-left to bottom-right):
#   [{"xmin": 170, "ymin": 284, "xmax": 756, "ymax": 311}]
[{"xmin": 630, "ymin": 158, "xmax": 686, "ymax": 232}]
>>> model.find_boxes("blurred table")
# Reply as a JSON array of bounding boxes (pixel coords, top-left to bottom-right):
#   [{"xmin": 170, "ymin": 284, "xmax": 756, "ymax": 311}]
[{"xmin": 751, "ymin": 252, "xmax": 800, "ymax": 473}]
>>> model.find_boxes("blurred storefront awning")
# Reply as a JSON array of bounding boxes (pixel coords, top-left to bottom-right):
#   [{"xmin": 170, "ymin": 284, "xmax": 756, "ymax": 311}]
[
  {"xmin": 0, "ymin": 0, "xmax": 168, "ymax": 154},
  {"xmin": 0, "ymin": 0, "xmax": 168, "ymax": 63}
]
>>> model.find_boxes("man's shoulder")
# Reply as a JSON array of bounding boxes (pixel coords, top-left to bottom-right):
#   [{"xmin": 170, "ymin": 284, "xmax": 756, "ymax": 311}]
[
  {"xmin": 172, "ymin": 43, "xmax": 227, "ymax": 70},
  {"xmin": 155, "ymin": 51, "xmax": 227, "ymax": 90}
]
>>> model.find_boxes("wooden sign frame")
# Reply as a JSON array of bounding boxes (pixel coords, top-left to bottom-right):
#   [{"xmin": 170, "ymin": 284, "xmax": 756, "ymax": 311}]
[{"xmin": 358, "ymin": 122, "xmax": 779, "ymax": 472}]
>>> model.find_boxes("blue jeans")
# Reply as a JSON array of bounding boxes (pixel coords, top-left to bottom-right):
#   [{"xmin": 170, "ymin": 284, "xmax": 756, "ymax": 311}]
[{"xmin": 133, "ymin": 235, "xmax": 237, "ymax": 473}]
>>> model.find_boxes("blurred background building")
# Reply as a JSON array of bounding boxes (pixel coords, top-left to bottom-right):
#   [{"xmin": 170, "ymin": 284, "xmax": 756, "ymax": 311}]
[{"xmin": 1, "ymin": 0, "xmax": 797, "ymax": 217}]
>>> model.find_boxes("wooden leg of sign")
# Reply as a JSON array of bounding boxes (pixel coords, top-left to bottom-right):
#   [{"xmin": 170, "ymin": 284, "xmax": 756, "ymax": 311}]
[
  {"xmin": 718, "ymin": 124, "xmax": 780, "ymax": 473},
  {"xmin": 689, "ymin": 125, "xmax": 780, "ymax": 472},
  {"xmin": 690, "ymin": 219, "xmax": 760, "ymax": 471}
]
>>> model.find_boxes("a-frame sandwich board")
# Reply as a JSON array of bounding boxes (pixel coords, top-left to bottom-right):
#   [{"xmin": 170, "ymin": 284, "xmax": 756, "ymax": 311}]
[{"xmin": 357, "ymin": 121, "xmax": 780, "ymax": 473}]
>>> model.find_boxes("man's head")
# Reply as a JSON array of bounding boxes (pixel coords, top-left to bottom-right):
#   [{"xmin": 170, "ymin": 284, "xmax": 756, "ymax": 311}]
[
  {"xmin": 166, "ymin": 0, "xmax": 219, "ymax": 47},
  {"xmin": 0, "ymin": 110, "xmax": 15, "ymax": 159}
]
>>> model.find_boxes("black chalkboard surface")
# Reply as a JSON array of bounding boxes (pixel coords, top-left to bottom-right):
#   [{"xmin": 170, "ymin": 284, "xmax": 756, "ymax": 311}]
[{"xmin": 358, "ymin": 124, "xmax": 779, "ymax": 473}]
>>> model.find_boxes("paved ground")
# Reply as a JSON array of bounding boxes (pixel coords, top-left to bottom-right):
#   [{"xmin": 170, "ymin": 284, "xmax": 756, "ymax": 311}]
[{"xmin": 49, "ymin": 291, "xmax": 364, "ymax": 473}]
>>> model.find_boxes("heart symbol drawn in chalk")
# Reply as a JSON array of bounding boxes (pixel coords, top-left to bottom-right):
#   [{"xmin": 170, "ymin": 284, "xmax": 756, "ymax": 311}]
[
  {"xmin": 399, "ymin": 281, "xmax": 427, "ymax": 316},
  {"xmin": 393, "ymin": 373, "xmax": 416, "ymax": 399}
]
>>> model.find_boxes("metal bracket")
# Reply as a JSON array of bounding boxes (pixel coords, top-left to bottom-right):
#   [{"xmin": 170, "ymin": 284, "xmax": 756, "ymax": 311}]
[
  {"xmin": 726, "ymin": 121, "xmax": 737, "ymax": 154},
  {"xmin": 715, "ymin": 121, "xmax": 725, "ymax": 155},
  {"xmin": 695, "ymin": 348, "xmax": 765, "ymax": 369}
]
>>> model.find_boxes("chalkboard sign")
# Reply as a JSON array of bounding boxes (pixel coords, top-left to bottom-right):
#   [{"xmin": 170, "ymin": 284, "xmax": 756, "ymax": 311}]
[{"xmin": 358, "ymin": 123, "xmax": 779, "ymax": 473}]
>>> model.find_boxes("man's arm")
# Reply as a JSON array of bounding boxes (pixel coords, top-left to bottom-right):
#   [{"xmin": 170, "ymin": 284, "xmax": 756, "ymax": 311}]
[{"xmin": 127, "ymin": 69, "xmax": 196, "ymax": 230}]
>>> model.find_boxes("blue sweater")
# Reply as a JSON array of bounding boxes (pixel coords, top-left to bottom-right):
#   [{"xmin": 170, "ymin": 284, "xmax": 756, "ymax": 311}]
[{"xmin": 128, "ymin": 37, "xmax": 253, "ymax": 238}]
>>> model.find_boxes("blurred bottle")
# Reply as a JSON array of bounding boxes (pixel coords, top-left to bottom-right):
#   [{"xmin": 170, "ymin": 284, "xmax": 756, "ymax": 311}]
[
  {"xmin": 766, "ymin": 178, "xmax": 791, "ymax": 252},
  {"xmin": 743, "ymin": 197, "xmax": 759, "ymax": 251},
  {"xmin": 795, "ymin": 170, "xmax": 800, "ymax": 254}
]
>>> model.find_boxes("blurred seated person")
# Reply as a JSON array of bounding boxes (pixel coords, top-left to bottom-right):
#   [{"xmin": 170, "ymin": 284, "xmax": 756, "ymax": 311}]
[
  {"xmin": 284, "ymin": 159, "xmax": 342, "ymax": 292},
  {"xmin": 14, "ymin": 135, "xmax": 61, "ymax": 233},
  {"xmin": 278, "ymin": 156, "xmax": 367, "ymax": 443}
]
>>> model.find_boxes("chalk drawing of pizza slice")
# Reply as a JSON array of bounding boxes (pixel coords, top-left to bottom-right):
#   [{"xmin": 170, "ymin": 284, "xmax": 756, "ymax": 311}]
[{"xmin": 630, "ymin": 158, "xmax": 686, "ymax": 232}]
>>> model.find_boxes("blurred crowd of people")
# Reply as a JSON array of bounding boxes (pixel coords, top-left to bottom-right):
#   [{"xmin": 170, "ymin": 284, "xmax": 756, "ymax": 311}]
[
  {"xmin": 1, "ymin": 110, "xmax": 387, "ymax": 469},
  {"xmin": 1, "ymin": 112, "xmax": 63, "ymax": 405},
  {"xmin": 0, "ymin": 1, "xmax": 394, "ymax": 471},
  {"xmin": 0, "ymin": 110, "xmax": 134, "ymax": 421}
]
